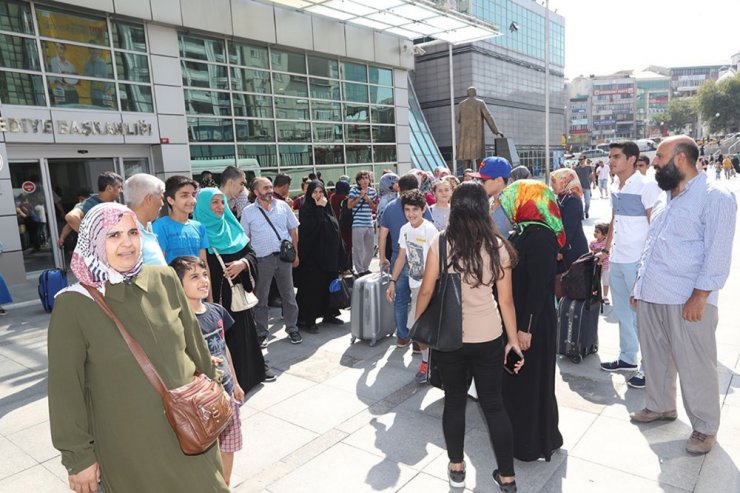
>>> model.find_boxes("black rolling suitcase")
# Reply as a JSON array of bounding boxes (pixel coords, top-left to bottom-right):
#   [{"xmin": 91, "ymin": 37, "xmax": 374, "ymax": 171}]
[{"xmin": 557, "ymin": 297, "xmax": 599, "ymax": 363}]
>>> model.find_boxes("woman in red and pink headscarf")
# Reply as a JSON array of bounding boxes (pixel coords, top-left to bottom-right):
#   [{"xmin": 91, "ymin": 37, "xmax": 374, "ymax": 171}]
[
  {"xmin": 48, "ymin": 202, "xmax": 229, "ymax": 493},
  {"xmin": 550, "ymin": 168, "xmax": 589, "ymax": 272}
]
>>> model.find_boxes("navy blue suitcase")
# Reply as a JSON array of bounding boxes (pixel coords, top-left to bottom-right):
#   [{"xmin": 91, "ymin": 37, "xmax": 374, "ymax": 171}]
[
  {"xmin": 556, "ymin": 297, "xmax": 599, "ymax": 363},
  {"xmin": 39, "ymin": 267, "xmax": 68, "ymax": 313}
]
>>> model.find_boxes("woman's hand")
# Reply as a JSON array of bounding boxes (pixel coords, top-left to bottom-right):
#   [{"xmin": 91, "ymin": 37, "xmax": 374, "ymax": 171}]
[
  {"xmin": 224, "ymin": 260, "xmax": 246, "ymax": 280},
  {"xmin": 317, "ymin": 196, "xmax": 328, "ymax": 207},
  {"xmin": 517, "ymin": 331, "xmax": 532, "ymax": 351},
  {"xmin": 504, "ymin": 343, "xmax": 525, "ymax": 374},
  {"xmin": 233, "ymin": 384, "xmax": 245, "ymax": 403},
  {"xmin": 556, "ymin": 253, "xmax": 563, "ymax": 262},
  {"xmin": 69, "ymin": 462, "xmax": 100, "ymax": 493}
]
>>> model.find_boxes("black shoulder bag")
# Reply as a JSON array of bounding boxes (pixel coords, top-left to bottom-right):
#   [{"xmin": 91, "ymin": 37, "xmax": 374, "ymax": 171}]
[
  {"xmin": 258, "ymin": 207, "xmax": 296, "ymax": 263},
  {"xmin": 409, "ymin": 232, "xmax": 463, "ymax": 352}
]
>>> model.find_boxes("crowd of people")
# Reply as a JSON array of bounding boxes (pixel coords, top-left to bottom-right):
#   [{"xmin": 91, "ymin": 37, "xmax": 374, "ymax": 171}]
[{"xmin": 44, "ymin": 135, "xmax": 736, "ymax": 492}]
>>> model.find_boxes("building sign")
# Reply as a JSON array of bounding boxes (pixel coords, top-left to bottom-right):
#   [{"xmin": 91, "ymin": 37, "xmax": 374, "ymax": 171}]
[
  {"xmin": 593, "ymin": 88, "xmax": 634, "ymax": 96},
  {"xmin": 0, "ymin": 117, "xmax": 152, "ymax": 136},
  {"xmin": 21, "ymin": 181, "xmax": 36, "ymax": 193}
]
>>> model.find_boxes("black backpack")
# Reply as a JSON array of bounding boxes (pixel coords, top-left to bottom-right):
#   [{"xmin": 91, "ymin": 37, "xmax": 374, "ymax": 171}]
[
  {"xmin": 561, "ymin": 252, "xmax": 602, "ymax": 305},
  {"xmin": 339, "ymin": 198, "xmax": 362, "ymax": 230}
]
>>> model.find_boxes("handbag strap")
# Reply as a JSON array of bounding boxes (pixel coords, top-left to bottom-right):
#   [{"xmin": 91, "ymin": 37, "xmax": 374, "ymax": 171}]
[
  {"xmin": 213, "ymin": 247, "xmax": 256, "ymax": 289},
  {"xmin": 257, "ymin": 206, "xmax": 284, "ymax": 243},
  {"xmin": 438, "ymin": 231, "xmax": 447, "ymax": 275},
  {"xmin": 82, "ymin": 284, "xmax": 168, "ymax": 399}
]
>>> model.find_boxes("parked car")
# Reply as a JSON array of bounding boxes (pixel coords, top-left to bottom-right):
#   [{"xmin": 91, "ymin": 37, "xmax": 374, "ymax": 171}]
[{"xmin": 580, "ymin": 149, "xmax": 609, "ymax": 160}]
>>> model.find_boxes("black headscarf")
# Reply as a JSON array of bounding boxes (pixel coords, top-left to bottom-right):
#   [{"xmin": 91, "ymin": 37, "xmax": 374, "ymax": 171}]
[{"xmin": 299, "ymin": 180, "xmax": 341, "ymax": 272}]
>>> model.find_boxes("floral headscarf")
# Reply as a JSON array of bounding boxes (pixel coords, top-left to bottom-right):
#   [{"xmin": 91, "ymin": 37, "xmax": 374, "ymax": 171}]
[
  {"xmin": 550, "ymin": 168, "xmax": 583, "ymax": 198},
  {"xmin": 70, "ymin": 202, "xmax": 143, "ymax": 287},
  {"xmin": 499, "ymin": 179, "xmax": 566, "ymax": 247},
  {"xmin": 409, "ymin": 169, "xmax": 434, "ymax": 193}
]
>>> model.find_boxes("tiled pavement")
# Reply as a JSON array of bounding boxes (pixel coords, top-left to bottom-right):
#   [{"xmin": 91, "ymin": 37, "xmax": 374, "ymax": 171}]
[{"xmin": 1, "ymin": 180, "xmax": 739, "ymax": 492}]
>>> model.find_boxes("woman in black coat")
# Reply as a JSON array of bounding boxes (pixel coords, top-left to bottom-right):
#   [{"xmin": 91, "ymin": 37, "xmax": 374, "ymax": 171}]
[
  {"xmin": 194, "ymin": 188, "xmax": 267, "ymax": 392},
  {"xmin": 551, "ymin": 168, "xmax": 589, "ymax": 273},
  {"xmin": 296, "ymin": 180, "xmax": 345, "ymax": 333},
  {"xmin": 500, "ymin": 179, "xmax": 565, "ymax": 462}
]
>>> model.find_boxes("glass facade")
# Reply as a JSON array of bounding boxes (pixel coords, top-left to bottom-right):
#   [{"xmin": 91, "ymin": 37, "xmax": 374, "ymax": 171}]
[
  {"xmin": 472, "ymin": 0, "xmax": 565, "ymax": 67},
  {"xmin": 180, "ymin": 33, "xmax": 398, "ymax": 182},
  {"xmin": 0, "ymin": 0, "xmax": 153, "ymax": 111},
  {"xmin": 408, "ymin": 78, "xmax": 445, "ymax": 171}
]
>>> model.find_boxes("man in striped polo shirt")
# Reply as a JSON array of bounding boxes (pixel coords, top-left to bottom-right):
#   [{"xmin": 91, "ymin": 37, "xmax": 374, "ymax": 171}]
[
  {"xmin": 597, "ymin": 141, "xmax": 661, "ymax": 389},
  {"xmin": 347, "ymin": 170, "xmax": 378, "ymax": 276}
]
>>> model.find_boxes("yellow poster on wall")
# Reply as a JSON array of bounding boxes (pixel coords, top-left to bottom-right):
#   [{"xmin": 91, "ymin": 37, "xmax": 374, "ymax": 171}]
[
  {"xmin": 41, "ymin": 41, "xmax": 115, "ymax": 109},
  {"xmin": 36, "ymin": 6, "xmax": 109, "ymax": 46}
]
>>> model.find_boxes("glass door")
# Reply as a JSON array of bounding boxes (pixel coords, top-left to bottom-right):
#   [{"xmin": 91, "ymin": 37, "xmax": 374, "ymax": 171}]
[
  {"xmin": 48, "ymin": 158, "xmax": 117, "ymax": 267},
  {"xmin": 10, "ymin": 161, "xmax": 56, "ymax": 274}
]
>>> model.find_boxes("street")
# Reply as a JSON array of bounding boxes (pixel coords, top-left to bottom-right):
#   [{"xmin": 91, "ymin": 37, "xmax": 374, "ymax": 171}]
[{"xmin": 0, "ymin": 175, "xmax": 739, "ymax": 492}]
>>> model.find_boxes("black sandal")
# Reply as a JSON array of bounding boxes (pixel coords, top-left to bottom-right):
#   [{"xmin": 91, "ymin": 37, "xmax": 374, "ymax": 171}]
[{"xmin": 493, "ymin": 469, "xmax": 517, "ymax": 493}]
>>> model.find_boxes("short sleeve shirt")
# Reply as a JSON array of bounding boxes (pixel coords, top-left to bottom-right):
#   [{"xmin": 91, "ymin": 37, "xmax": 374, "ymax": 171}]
[
  {"xmin": 195, "ymin": 303, "xmax": 236, "ymax": 395},
  {"xmin": 137, "ymin": 220, "xmax": 167, "ymax": 266},
  {"xmin": 609, "ymin": 172, "xmax": 662, "ymax": 263},
  {"xmin": 575, "ymin": 165, "xmax": 593, "ymax": 189},
  {"xmin": 151, "ymin": 216, "xmax": 209, "ymax": 264},
  {"xmin": 379, "ymin": 197, "xmax": 433, "ymax": 265},
  {"xmin": 597, "ymin": 164, "xmax": 611, "ymax": 180},
  {"xmin": 240, "ymin": 200, "xmax": 299, "ymax": 258},
  {"xmin": 398, "ymin": 219, "xmax": 438, "ymax": 288},
  {"xmin": 75, "ymin": 194, "xmax": 103, "ymax": 214},
  {"xmin": 347, "ymin": 186, "xmax": 377, "ymax": 228}
]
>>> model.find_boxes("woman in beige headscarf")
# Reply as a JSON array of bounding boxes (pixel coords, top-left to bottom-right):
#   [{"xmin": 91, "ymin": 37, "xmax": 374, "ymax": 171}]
[{"xmin": 550, "ymin": 168, "xmax": 588, "ymax": 272}]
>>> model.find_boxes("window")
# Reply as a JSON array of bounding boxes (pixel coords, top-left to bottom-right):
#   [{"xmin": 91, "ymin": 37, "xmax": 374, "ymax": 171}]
[
  {"xmin": 0, "ymin": 0, "xmax": 34, "ymax": 34},
  {"xmin": 0, "ymin": 70, "xmax": 45, "ymax": 105},
  {"xmin": 116, "ymin": 53, "xmax": 150, "ymax": 83},
  {"xmin": 0, "ymin": 34, "xmax": 40, "ymax": 70}
]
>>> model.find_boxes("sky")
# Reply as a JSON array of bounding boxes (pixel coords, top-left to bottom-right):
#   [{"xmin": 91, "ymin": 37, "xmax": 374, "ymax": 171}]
[{"xmin": 548, "ymin": 0, "xmax": 740, "ymax": 80}]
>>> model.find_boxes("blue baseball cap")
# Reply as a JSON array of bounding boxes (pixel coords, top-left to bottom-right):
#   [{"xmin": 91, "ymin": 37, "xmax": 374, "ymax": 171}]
[{"xmin": 470, "ymin": 156, "xmax": 512, "ymax": 180}]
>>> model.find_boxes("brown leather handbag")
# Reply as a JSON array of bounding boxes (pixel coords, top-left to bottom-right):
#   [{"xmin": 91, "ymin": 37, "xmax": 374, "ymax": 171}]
[{"xmin": 84, "ymin": 285, "xmax": 233, "ymax": 455}]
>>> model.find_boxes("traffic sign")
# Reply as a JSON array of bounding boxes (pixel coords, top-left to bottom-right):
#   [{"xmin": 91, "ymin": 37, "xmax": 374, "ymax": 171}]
[{"xmin": 21, "ymin": 181, "xmax": 36, "ymax": 193}]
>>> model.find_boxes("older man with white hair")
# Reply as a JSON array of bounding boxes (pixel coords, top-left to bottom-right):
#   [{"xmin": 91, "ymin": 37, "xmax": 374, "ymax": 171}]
[{"xmin": 124, "ymin": 173, "xmax": 167, "ymax": 266}]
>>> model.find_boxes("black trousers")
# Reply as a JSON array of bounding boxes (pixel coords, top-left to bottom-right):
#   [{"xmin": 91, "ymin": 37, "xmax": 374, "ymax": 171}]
[{"xmin": 433, "ymin": 336, "xmax": 515, "ymax": 477}]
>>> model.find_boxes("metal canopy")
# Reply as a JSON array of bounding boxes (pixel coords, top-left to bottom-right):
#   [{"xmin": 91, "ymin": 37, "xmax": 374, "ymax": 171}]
[{"xmin": 265, "ymin": 0, "xmax": 501, "ymax": 45}]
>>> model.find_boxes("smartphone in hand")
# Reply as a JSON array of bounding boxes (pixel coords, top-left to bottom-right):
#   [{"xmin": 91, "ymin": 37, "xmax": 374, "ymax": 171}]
[{"xmin": 504, "ymin": 350, "xmax": 523, "ymax": 375}]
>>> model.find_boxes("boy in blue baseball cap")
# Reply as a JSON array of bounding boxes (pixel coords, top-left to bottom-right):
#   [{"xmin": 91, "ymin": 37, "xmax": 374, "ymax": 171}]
[{"xmin": 470, "ymin": 156, "xmax": 513, "ymax": 235}]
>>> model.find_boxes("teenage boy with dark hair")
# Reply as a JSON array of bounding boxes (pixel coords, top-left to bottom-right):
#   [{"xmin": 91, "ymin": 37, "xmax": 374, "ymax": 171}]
[
  {"xmin": 597, "ymin": 141, "xmax": 661, "ymax": 389},
  {"xmin": 152, "ymin": 175, "xmax": 209, "ymax": 265},
  {"xmin": 379, "ymin": 175, "xmax": 433, "ymax": 349},
  {"xmin": 386, "ymin": 190, "xmax": 438, "ymax": 380}
]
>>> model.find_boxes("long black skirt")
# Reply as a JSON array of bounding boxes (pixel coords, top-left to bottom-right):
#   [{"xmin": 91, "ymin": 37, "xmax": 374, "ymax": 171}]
[{"xmin": 295, "ymin": 261, "xmax": 339, "ymax": 326}]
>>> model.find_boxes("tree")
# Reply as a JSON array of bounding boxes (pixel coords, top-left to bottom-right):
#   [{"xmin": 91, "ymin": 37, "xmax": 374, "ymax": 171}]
[
  {"xmin": 696, "ymin": 74, "xmax": 740, "ymax": 133},
  {"xmin": 653, "ymin": 97, "xmax": 698, "ymax": 134}
]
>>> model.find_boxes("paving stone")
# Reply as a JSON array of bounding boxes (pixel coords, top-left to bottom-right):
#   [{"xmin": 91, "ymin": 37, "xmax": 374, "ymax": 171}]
[
  {"xmin": 395, "ymin": 471, "xmax": 454, "ymax": 492},
  {"xmin": 0, "ymin": 464, "xmax": 68, "ymax": 492},
  {"xmin": 0, "ymin": 435, "xmax": 37, "ymax": 480},
  {"xmin": 7, "ymin": 420, "xmax": 58, "ymax": 463},
  {"xmin": 323, "ymin": 359, "xmax": 416, "ymax": 402},
  {"xmin": 264, "ymin": 384, "xmax": 371, "ymax": 434},
  {"xmin": 268, "ymin": 442, "xmax": 418, "ymax": 493},
  {"xmin": 0, "ymin": 396, "xmax": 49, "ymax": 436},
  {"xmin": 245, "ymin": 372, "xmax": 317, "ymax": 411}
]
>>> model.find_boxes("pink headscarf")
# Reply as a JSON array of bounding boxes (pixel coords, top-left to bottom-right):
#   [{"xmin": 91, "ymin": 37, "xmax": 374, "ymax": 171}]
[{"xmin": 70, "ymin": 202, "xmax": 143, "ymax": 288}]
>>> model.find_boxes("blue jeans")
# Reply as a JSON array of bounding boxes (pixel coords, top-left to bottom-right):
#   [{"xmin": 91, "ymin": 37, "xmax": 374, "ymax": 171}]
[
  {"xmin": 394, "ymin": 265, "xmax": 411, "ymax": 339},
  {"xmin": 583, "ymin": 188, "xmax": 591, "ymax": 216},
  {"xmin": 610, "ymin": 261, "xmax": 639, "ymax": 365}
]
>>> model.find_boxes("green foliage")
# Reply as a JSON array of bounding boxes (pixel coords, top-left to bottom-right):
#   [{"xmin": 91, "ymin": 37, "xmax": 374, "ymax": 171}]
[
  {"xmin": 653, "ymin": 97, "xmax": 698, "ymax": 133},
  {"xmin": 696, "ymin": 74, "xmax": 740, "ymax": 133}
]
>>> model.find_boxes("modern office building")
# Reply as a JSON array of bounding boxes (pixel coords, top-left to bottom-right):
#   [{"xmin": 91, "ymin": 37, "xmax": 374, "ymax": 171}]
[
  {"xmin": 566, "ymin": 95, "xmax": 590, "ymax": 147},
  {"xmin": 0, "ymin": 0, "xmax": 490, "ymax": 283},
  {"xmin": 669, "ymin": 65, "xmax": 722, "ymax": 98},
  {"xmin": 590, "ymin": 75, "xmax": 636, "ymax": 144},
  {"xmin": 634, "ymin": 69, "xmax": 669, "ymax": 139},
  {"xmin": 412, "ymin": 0, "xmax": 566, "ymax": 173}
]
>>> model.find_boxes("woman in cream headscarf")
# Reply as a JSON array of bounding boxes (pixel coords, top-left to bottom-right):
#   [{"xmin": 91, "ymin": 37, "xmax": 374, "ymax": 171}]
[
  {"xmin": 48, "ymin": 202, "xmax": 229, "ymax": 493},
  {"xmin": 550, "ymin": 168, "xmax": 588, "ymax": 271},
  {"xmin": 499, "ymin": 179, "xmax": 564, "ymax": 463}
]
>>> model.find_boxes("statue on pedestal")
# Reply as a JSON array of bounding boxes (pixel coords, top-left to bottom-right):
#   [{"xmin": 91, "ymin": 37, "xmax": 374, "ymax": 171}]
[{"xmin": 455, "ymin": 86, "xmax": 504, "ymax": 169}]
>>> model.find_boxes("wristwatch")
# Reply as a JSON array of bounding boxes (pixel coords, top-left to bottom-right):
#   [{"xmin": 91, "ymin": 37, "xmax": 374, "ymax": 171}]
[{"xmin": 600, "ymin": 248, "xmax": 609, "ymax": 254}]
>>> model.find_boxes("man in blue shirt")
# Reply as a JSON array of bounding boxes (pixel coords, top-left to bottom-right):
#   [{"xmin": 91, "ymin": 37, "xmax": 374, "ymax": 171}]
[
  {"xmin": 630, "ymin": 136, "xmax": 737, "ymax": 456},
  {"xmin": 379, "ymin": 174, "xmax": 432, "ymax": 347},
  {"xmin": 63, "ymin": 171, "xmax": 123, "ymax": 232},
  {"xmin": 241, "ymin": 177, "xmax": 303, "ymax": 345},
  {"xmin": 124, "ymin": 173, "xmax": 166, "ymax": 266}
]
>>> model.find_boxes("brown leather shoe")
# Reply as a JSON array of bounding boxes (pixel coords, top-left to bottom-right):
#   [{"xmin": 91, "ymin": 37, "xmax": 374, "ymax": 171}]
[
  {"xmin": 629, "ymin": 408, "xmax": 678, "ymax": 423},
  {"xmin": 686, "ymin": 431, "xmax": 716, "ymax": 454}
]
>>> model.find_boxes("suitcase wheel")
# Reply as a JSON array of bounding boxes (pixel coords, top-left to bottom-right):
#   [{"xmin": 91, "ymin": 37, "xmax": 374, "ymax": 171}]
[
  {"xmin": 350, "ymin": 336, "xmax": 356, "ymax": 344},
  {"xmin": 568, "ymin": 352, "xmax": 583, "ymax": 364}
]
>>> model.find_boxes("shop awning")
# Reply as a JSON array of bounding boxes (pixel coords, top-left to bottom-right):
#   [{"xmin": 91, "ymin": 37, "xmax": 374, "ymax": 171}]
[{"xmin": 264, "ymin": 0, "xmax": 501, "ymax": 45}]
